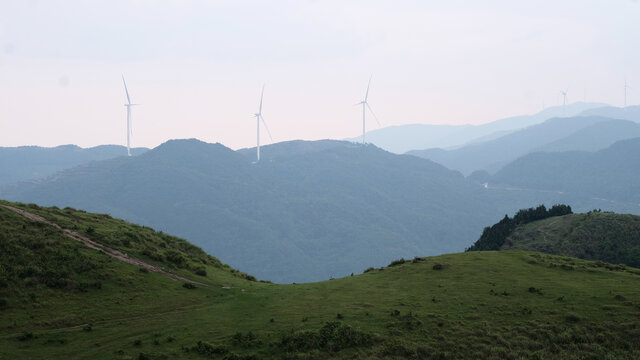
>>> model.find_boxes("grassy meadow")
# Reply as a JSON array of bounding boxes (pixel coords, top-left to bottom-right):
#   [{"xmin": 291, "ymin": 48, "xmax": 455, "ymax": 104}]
[{"xmin": 1, "ymin": 202, "xmax": 640, "ymax": 359}]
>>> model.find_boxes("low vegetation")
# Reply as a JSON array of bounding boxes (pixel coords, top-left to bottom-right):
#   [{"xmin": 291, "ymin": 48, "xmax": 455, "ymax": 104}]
[
  {"xmin": 466, "ymin": 204, "xmax": 573, "ymax": 251},
  {"xmin": 503, "ymin": 211, "xmax": 640, "ymax": 267},
  {"xmin": 1, "ymin": 201, "xmax": 640, "ymax": 359}
]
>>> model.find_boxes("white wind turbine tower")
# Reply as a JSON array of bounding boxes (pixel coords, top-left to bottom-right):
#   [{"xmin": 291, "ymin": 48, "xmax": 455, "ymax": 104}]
[
  {"xmin": 253, "ymin": 85, "xmax": 273, "ymax": 163},
  {"xmin": 561, "ymin": 89, "xmax": 569, "ymax": 116},
  {"xmin": 355, "ymin": 76, "xmax": 381, "ymax": 144},
  {"xmin": 122, "ymin": 75, "xmax": 139, "ymax": 157},
  {"xmin": 624, "ymin": 79, "xmax": 631, "ymax": 108}
]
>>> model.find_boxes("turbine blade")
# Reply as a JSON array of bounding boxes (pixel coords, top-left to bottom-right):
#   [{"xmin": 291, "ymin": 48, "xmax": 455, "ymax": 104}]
[
  {"xmin": 366, "ymin": 103, "xmax": 381, "ymax": 126},
  {"xmin": 364, "ymin": 75, "xmax": 372, "ymax": 102},
  {"xmin": 260, "ymin": 115, "xmax": 273, "ymax": 141},
  {"xmin": 259, "ymin": 84, "xmax": 265, "ymax": 114},
  {"xmin": 122, "ymin": 75, "xmax": 131, "ymax": 104},
  {"xmin": 353, "ymin": 102, "xmax": 362, "ymax": 106}
]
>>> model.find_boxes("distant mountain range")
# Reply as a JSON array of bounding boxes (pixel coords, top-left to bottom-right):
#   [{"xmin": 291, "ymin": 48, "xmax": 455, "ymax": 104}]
[
  {"xmin": 0, "ymin": 144, "xmax": 148, "ymax": 186},
  {"xmin": 349, "ymin": 102, "xmax": 608, "ymax": 153},
  {"xmin": 1, "ymin": 139, "xmax": 634, "ymax": 283},
  {"xmin": 407, "ymin": 115, "xmax": 640, "ymax": 175},
  {"xmin": 489, "ymin": 137, "xmax": 640, "ymax": 204}
]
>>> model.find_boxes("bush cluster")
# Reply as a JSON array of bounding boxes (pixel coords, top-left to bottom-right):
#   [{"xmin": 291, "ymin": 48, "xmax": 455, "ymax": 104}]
[
  {"xmin": 280, "ymin": 321, "xmax": 372, "ymax": 353},
  {"xmin": 467, "ymin": 204, "xmax": 572, "ymax": 251}
]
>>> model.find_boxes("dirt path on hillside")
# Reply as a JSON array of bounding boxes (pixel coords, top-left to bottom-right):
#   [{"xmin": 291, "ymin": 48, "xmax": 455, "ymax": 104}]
[{"xmin": 1, "ymin": 205, "xmax": 206, "ymax": 286}]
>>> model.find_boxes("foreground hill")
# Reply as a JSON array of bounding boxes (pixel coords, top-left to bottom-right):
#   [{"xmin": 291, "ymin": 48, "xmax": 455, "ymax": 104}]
[
  {"xmin": 1, "ymin": 139, "xmax": 632, "ymax": 283},
  {"xmin": 1, "ymin": 202, "xmax": 640, "ymax": 359},
  {"xmin": 505, "ymin": 212, "xmax": 640, "ymax": 267},
  {"xmin": 467, "ymin": 205, "xmax": 640, "ymax": 268},
  {"xmin": 491, "ymin": 137, "xmax": 640, "ymax": 204},
  {"xmin": 408, "ymin": 116, "xmax": 640, "ymax": 175},
  {"xmin": 0, "ymin": 144, "xmax": 148, "ymax": 186}
]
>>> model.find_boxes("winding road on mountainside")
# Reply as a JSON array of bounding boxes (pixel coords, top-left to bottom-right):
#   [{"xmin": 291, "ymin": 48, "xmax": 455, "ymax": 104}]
[{"xmin": 1, "ymin": 205, "xmax": 207, "ymax": 286}]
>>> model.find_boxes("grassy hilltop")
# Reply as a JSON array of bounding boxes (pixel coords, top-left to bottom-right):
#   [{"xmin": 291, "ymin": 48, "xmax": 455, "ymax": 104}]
[
  {"xmin": 505, "ymin": 211, "xmax": 640, "ymax": 267},
  {"xmin": 468, "ymin": 205, "xmax": 640, "ymax": 268},
  {"xmin": 2, "ymin": 201, "xmax": 640, "ymax": 359}
]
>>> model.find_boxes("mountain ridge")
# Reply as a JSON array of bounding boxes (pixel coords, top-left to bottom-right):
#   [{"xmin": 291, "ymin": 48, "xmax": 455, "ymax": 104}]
[{"xmin": 408, "ymin": 116, "xmax": 640, "ymax": 175}]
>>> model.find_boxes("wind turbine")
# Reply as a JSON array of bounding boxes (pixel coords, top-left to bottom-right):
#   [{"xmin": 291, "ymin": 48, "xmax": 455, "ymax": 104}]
[
  {"xmin": 355, "ymin": 76, "xmax": 381, "ymax": 144},
  {"xmin": 253, "ymin": 85, "xmax": 272, "ymax": 163},
  {"xmin": 624, "ymin": 79, "xmax": 631, "ymax": 108},
  {"xmin": 122, "ymin": 75, "xmax": 139, "ymax": 157},
  {"xmin": 561, "ymin": 89, "xmax": 568, "ymax": 116}
]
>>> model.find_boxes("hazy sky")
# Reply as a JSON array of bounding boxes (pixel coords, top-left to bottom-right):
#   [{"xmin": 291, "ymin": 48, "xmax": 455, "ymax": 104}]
[{"xmin": 1, "ymin": 0, "xmax": 639, "ymax": 149}]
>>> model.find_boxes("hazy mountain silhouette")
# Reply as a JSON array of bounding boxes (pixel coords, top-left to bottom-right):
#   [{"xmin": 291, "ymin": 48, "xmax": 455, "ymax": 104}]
[
  {"xmin": 578, "ymin": 105, "xmax": 640, "ymax": 121},
  {"xmin": 407, "ymin": 116, "xmax": 640, "ymax": 175},
  {"xmin": 349, "ymin": 102, "xmax": 607, "ymax": 153},
  {"xmin": 0, "ymin": 144, "xmax": 148, "ymax": 186},
  {"xmin": 491, "ymin": 138, "xmax": 640, "ymax": 203},
  {"xmin": 1, "ymin": 139, "xmax": 633, "ymax": 283}
]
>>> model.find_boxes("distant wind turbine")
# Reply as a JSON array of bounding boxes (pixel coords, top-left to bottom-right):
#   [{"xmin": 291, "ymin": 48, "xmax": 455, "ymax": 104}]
[
  {"xmin": 561, "ymin": 89, "xmax": 568, "ymax": 116},
  {"xmin": 253, "ymin": 85, "xmax": 273, "ymax": 163},
  {"xmin": 355, "ymin": 76, "xmax": 381, "ymax": 144},
  {"xmin": 122, "ymin": 75, "xmax": 140, "ymax": 157},
  {"xmin": 624, "ymin": 79, "xmax": 631, "ymax": 108}
]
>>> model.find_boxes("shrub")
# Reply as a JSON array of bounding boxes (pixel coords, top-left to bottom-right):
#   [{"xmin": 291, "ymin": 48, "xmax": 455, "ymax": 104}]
[
  {"xmin": 241, "ymin": 274, "xmax": 257, "ymax": 282},
  {"xmin": 133, "ymin": 339, "xmax": 142, "ymax": 346},
  {"xmin": 432, "ymin": 263, "xmax": 451, "ymax": 270},
  {"xmin": 83, "ymin": 324, "xmax": 92, "ymax": 332},
  {"xmin": 182, "ymin": 282, "xmax": 196, "ymax": 289},
  {"xmin": 18, "ymin": 332, "xmax": 35, "ymax": 341},
  {"xmin": 232, "ymin": 331, "xmax": 260, "ymax": 348},
  {"xmin": 565, "ymin": 314, "xmax": 581, "ymax": 323},
  {"xmin": 363, "ymin": 267, "xmax": 375, "ymax": 273},
  {"xmin": 381, "ymin": 339, "xmax": 416, "ymax": 357},
  {"xmin": 280, "ymin": 321, "xmax": 372, "ymax": 353},
  {"xmin": 223, "ymin": 354, "xmax": 258, "ymax": 360},
  {"xmin": 387, "ymin": 312, "xmax": 422, "ymax": 331},
  {"xmin": 0, "ymin": 298, "xmax": 7, "ymax": 310},
  {"xmin": 77, "ymin": 281, "xmax": 102, "ymax": 292},
  {"xmin": 193, "ymin": 341, "xmax": 229, "ymax": 356},
  {"xmin": 388, "ymin": 258, "xmax": 406, "ymax": 267},
  {"xmin": 528, "ymin": 287, "xmax": 543, "ymax": 295},
  {"xmin": 164, "ymin": 251, "xmax": 186, "ymax": 267},
  {"xmin": 194, "ymin": 268, "xmax": 207, "ymax": 277}
]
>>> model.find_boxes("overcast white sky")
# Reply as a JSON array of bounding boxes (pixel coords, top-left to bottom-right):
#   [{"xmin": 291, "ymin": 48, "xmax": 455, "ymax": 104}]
[{"xmin": 0, "ymin": 0, "xmax": 639, "ymax": 149}]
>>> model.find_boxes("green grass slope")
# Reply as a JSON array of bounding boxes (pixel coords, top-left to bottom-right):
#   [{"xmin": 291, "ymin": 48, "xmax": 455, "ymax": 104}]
[
  {"xmin": 2, "ymin": 202, "xmax": 640, "ymax": 359},
  {"xmin": 504, "ymin": 211, "xmax": 640, "ymax": 267}
]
